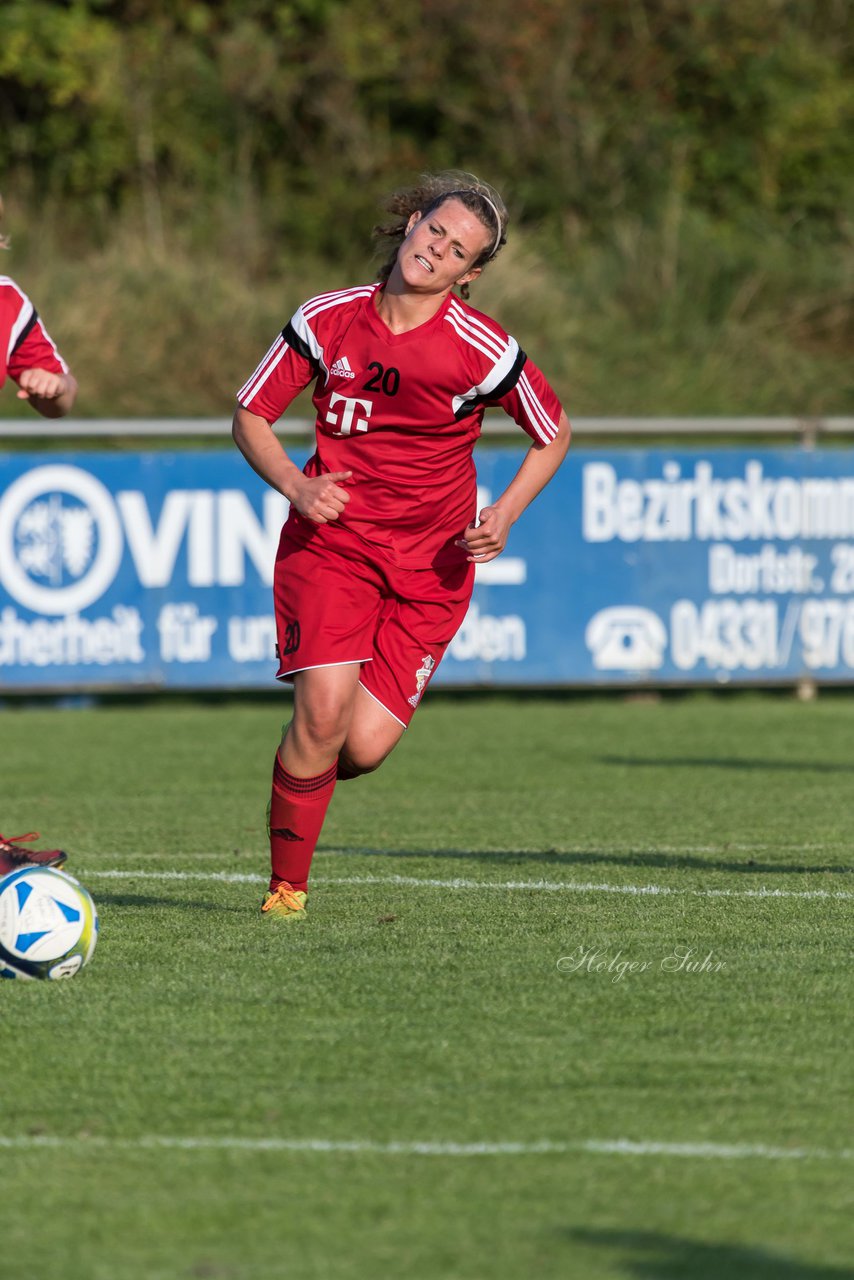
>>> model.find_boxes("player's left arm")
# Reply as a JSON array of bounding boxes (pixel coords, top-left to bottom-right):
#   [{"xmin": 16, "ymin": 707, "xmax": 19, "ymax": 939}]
[{"xmin": 458, "ymin": 412, "xmax": 570, "ymax": 562}]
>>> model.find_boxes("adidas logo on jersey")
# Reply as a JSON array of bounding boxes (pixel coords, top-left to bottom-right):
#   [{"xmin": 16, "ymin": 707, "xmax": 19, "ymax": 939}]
[{"xmin": 330, "ymin": 355, "xmax": 355, "ymax": 379}]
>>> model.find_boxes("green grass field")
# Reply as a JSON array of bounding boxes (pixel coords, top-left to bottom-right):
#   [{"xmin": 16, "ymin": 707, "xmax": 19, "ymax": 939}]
[{"xmin": 2, "ymin": 692, "xmax": 852, "ymax": 1279}]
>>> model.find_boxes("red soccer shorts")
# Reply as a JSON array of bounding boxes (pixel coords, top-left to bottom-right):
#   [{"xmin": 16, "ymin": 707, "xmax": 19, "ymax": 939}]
[{"xmin": 273, "ymin": 522, "xmax": 474, "ymax": 727}]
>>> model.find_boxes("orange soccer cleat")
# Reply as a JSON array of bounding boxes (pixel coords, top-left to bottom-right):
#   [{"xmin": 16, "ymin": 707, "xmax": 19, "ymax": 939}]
[{"xmin": 261, "ymin": 882, "xmax": 308, "ymax": 920}]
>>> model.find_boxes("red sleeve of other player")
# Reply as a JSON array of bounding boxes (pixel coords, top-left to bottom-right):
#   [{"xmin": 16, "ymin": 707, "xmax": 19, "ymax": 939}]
[{"xmin": 1, "ymin": 279, "xmax": 68, "ymax": 388}]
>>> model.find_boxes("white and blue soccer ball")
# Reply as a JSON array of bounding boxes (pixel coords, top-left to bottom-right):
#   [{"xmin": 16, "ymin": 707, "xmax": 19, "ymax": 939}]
[{"xmin": 0, "ymin": 866, "xmax": 99, "ymax": 980}]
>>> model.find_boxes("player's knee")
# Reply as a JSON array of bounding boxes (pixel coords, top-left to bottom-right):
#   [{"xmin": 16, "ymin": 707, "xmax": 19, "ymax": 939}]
[{"xmin": 293, "ymin": 702, "xmax": 351, "ymax": 755}]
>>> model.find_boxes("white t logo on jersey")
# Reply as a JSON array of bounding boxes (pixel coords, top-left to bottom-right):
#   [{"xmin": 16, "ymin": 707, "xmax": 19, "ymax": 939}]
[{"xmin": 326, "ymin": 393, "xmax": 373, "ymax": 436}]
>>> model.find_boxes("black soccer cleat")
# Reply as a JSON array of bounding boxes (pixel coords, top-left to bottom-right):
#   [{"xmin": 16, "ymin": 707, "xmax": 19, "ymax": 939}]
[{"xmin": 0, "ymin": 832, "xmax": 68, "ymax": 877}]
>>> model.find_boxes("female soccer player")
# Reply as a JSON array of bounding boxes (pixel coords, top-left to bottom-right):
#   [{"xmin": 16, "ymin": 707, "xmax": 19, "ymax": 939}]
[
  {"xmin": 233, "ymin": 171, "xmax": 570, "ymax": 918},
  {"xmin": 0, "ymin": 196, "xmax": 78, "ymax": 877}
]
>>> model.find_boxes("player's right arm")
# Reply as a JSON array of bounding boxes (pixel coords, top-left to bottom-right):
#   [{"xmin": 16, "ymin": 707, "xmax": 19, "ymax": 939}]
[{"xmin": 232, "ymin": 406, "xmax": 351, "ymax": 524}]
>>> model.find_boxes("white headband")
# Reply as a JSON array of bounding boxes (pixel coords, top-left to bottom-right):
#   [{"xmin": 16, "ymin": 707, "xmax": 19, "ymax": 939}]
[{"xmin": 475, "ymin": 191, "xmax": 503, "ymax": 257}]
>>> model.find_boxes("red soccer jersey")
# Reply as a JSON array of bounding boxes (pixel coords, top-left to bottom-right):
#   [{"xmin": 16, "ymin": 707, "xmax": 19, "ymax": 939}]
[
  {"xmin": 0, "ymin": 276, "xmax": 68, "ymax": 390},
  {"xmin": 238, "ymin": 283, "xmax": 565, "ymax": 567}
]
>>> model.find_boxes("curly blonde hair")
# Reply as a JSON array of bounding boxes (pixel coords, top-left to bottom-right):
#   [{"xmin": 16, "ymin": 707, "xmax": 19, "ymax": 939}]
[{"xmin": 373, "ymin": 170, "xmax": 508, "ymax": 300}]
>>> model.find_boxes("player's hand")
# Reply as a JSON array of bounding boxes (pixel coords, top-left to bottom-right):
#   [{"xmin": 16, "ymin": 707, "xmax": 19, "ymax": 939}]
[
  {"xmin": 16, "ymin": 368, "xmax": 66, "ymax": 401},
  {"xmin": 455, "ymin": 505, "xmax": 512, "ymax": 563},
  {"xmin": 291, "ymin": 471, "xmax": 353, "ymax": 524}
]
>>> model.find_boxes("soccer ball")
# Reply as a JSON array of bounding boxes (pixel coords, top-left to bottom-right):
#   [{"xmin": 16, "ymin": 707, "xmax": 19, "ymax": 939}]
[{"xmin": 0, "ymin": 866, "xmax": 99, "ymax": 980}]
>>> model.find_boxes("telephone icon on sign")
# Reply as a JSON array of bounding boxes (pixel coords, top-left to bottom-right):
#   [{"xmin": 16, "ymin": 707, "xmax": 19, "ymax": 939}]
[{"xmin": 585, "ymin": 606, "xmax": 667, "ymax": 671}]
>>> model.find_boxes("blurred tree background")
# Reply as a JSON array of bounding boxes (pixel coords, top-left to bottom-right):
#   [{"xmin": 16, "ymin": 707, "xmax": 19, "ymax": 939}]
[{"xmin": 0, "ymin": 0, "xmax": 851, "ymax": 416}]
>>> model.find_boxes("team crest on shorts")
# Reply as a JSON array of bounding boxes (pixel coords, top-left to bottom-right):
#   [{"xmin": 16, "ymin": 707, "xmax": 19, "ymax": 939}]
[{"xmin": 407, "ymin": 654, "xmax": 436, "ymax": 708}]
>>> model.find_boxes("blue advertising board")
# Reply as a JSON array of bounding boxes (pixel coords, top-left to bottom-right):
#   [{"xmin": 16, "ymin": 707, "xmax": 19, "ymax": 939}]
[{"xmin": 1, "ymin": 447, "xmax": 853, "ymax": 689}]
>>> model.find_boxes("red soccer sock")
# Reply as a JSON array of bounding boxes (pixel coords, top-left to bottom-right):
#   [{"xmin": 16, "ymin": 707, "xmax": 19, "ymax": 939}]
[{"xmin": 268, "ymin": 754, "xmax": 338, "ymax": 894}]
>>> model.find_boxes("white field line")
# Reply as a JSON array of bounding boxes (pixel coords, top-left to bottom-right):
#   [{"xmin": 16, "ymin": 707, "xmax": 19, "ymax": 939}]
[
  {"xmin": 81, "ymin": 868, "xmax": 854, "ymax": 901},
  {"xmin": 0, "ymin": 1134, "xmax": 849, "ymax": 1161},
  {"xmin": 92, "ymin": 841, "xmax": 854, "ymax": 858}
]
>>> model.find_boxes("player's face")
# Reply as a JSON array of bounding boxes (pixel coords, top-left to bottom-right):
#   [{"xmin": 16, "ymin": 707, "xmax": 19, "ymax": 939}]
[{"xmin": 398, "ymin": 198, "xmax": 493, "ymax": 294}]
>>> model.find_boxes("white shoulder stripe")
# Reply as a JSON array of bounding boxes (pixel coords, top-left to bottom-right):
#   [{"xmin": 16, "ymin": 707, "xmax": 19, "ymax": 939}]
[
  {"xmin": 447, "ymin": 300, "xmax": 506, "ymax": 358},
  {"xmin": 518, "ymin": 372, "xmax": 557, "ymax": 441},
  {"xmin": 238, "ymin": 344, "xmax": 289, "ymax": 408},
  {"xmin": 303, "ymin": 283, "xmax": 377, "ymax": 308},
  {"xmin": 302, "ymin": 286, "xmax": 377, "ymax": 322},
  {"xmin": 238, "ymin": 334, "xmax": 285, "ymax": 402},
  {"xmin": 519, "ymin": 371, "xmax": 558, "ymax": 437},
  {"xmin": 517, "ymin": 371, "xmax": 558, "ymax": 443},
  {"xmin": 446, "ymin": 303, "xmax": 505, "ymax": 359},
  {"xmin": 303, "ymin": 285, "xmax": 361, "ymax": 307},
  {"xmin": 445, "ymin": 310, "xmax": 517, "ymax": 375},
  {"xmin": 444, "ymin": 310, "xmax": 499, "ymax": 362},
  {"xmin": 3, "ymin": 277, "xmax": 33, "ymax": 363}
]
